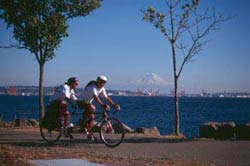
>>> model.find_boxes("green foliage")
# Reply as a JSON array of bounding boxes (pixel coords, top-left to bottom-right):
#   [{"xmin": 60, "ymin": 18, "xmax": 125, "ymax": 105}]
[
  {"xmin": 142, "ymin": 0, "xmax": 199, "ymax": 38},
  {"xmin": 0, "ymin": 0, "xmax": 101, "ymax": 63},
  {"xmin": 143, "ymin": 6, "xmax": 167, "ymax": 36}
]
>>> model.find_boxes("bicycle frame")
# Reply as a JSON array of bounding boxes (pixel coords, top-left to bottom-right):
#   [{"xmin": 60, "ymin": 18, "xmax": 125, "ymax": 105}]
[{"xmin": 71, "ymin": 109, "xmax": 117, "ymax": 132}]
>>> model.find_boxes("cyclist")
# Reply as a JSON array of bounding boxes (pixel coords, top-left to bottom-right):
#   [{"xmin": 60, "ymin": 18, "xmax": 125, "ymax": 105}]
[
  {"xmin": 48, "ymin": 77, "xmax": 79, "ymax": 137},
  {"xmin": 78, "ymin": 75, "xmax": 120, "ymax": 140}
]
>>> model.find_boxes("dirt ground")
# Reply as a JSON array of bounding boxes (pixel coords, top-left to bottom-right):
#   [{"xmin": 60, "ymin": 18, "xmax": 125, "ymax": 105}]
[{"xmin": 0, "ymin": 128, "xmax": 250, "ymax": 166}]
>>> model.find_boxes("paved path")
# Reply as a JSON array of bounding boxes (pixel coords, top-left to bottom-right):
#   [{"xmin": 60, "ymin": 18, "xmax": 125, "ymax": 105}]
[
  {"xmin": 1, "ymin": 128, "xmax": 250, "ymax": 166},
  {"xmin": 29, "ymin": 159, "xmax": 105, "ymax": 166}
]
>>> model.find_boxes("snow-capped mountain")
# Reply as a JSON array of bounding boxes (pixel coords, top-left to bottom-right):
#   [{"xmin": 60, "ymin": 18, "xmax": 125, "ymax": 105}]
[{"xmin": 137, "ymin": 73, "xmax": 168, "ymax": 86}]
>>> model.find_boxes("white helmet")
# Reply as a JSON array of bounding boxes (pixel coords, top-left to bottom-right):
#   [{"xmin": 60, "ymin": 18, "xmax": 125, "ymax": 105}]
[{"xmin": 97, "ymin": 75, "xmax": 108, "ymax": 82}]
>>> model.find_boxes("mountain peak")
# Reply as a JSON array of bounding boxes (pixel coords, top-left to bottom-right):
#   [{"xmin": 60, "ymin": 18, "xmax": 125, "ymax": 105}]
[{"xmin": 137, "ymin": 73, "xmax": 167, "ymax": 86}]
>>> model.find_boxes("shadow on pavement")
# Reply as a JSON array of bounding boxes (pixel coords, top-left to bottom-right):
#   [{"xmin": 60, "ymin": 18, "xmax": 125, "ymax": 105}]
[{"xmin": 0, "ymin": 136, "xmax": 193, "ymax": 148}]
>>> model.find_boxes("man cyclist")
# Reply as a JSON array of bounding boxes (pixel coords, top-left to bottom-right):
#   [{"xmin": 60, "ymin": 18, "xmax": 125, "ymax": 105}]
[
  {"xmin": 49, "ymin": 77, "xmax": 79, "ymax": 138},
  {"xmin": 79, "ymin": 75, "xmax": 120, "ymax": 141}
]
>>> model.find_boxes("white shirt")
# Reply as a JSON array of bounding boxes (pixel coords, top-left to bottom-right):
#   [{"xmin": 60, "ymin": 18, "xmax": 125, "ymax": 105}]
[
  {"xmin": 50, "ymin": 84, "xmax": 77, "ymax": 102},
  {"xmin": 80, "ymin": 83, "xmax": 108, "ymax": 103}
]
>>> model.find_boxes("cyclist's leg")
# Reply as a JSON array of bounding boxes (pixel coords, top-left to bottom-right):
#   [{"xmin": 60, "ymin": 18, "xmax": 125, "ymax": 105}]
[
  {"xmin": 64, "ymin": 111, "xmax": 70, "ymax": 127},
  {"xmin": 58, "ymin": 101, "xmax": 68, "ymax": 127},
  {"xmin": 86, "ymin": 114, "xmax": 95, "ymax": 132},
  {"xmin": 58, "ymin": 101, "xmax": 74, "ymax": 138},
  {"xmin": 83, "ymin": 104, "xmax": 95, "ymax": 132}
]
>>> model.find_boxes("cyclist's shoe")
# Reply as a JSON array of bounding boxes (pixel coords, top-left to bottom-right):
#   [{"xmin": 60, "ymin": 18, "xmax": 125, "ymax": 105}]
[
  {"xmin": 69, "ymin": 133, "xmax": 74, "ymax": 139},
  {"xmin": 66, "ymin": 123, "xmax": 74, "ymax": 128},
  {"xmin": 62, "ymin": 128, "xmax": 69, "ymax": 138},
  {"xmin": 84, "ymin": 127, "xmax": 89, "ymax": 135},
  {"xmin": 62, "ymin": 125, "xmax": 74, "ymax": 139},
  {"xmin": 87, "ymin": 134, "xmax": 97, "ymax": 142}
]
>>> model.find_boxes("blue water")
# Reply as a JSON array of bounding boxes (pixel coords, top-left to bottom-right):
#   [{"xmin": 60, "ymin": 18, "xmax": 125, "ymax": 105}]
[{"xmin": 0, "ymin": 95, "xmax": 250, "ymax": 138}]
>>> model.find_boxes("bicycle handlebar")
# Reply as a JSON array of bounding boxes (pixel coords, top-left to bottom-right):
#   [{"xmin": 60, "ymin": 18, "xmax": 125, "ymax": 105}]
[{"xmin": 71, "ymin": 107, "xmax": 120, "ymax": 115}]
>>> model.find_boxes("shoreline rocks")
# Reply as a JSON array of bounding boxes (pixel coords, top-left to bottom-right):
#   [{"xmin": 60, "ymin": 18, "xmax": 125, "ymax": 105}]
[
  {"xmin": 200, "ymin": 122, "xmax": 250, "ymax": 140},
  {"xmin": 134, "ymin": 126, "xmax": 160, "ymax": 136}
]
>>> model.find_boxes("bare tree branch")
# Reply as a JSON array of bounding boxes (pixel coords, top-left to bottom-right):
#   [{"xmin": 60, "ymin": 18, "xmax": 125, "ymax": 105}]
[{"xmin": 177, "ymin": 38, "xmax": 198, "ymax": 78}]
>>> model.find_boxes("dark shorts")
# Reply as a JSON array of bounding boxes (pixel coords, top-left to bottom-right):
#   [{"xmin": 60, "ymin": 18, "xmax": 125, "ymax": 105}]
[
  {"xmin": 47, "ymin": 100, "xmax": 60, "ymax": 110},
  {"xmin": 46, "ymin": 100, "xmax": 69, "ymax": 117},
  {"xmin": 77, "ymin": 100, "xmax": 94, "ymax": 115}
]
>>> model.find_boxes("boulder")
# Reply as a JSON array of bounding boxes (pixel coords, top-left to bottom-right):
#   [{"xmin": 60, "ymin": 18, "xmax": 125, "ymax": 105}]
[
  {"xmin": 0, "ymin": 121, "xmax": 14, "ymax": 128},
  {"xmin": 235, "ymin": 123, "xmax": 250, "ymax": 140},
  {"xmin": 216, "ymin": 122, "xmax": 236, "ymax": 139},
  {"xmin": 135, "ymin": 126, "xmax": 160, "ymax": 136},
  {"xmin": 121, "ymin": 123, "xmax": 134, "ymax": 133},
  {"xmin": 27, "ymin": 119, "xmax": 39, "ymax": 127},
  {"xmin": 135, "ymin": 127, "xmax": 147, "ymax": 133},
  {"xmin": 14, "ymin": 119, "xmax": 29, "ymax": 127},
  {"xmin": 200, "ymin": 122, "xmax": 219, "ymax": 138}
]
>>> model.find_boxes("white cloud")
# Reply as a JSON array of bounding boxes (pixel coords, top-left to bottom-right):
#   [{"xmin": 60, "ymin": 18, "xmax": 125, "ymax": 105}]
[{"xmin": 136, "ymin": 73, "xmax": 168, "ymax": 86}]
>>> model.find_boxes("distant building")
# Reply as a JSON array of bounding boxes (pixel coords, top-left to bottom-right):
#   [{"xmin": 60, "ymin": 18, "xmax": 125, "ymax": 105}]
[
  {"xmin": 170, "ymin": 88, "xmax": 186, "ymax": 97},
  {"xmin": 8, "ymin": 86, "xmax": 17, "ymax": 95}
]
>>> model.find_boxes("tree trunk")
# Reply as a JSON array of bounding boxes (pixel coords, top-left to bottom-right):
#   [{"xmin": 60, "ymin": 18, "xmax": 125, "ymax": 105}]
[
  {"xmin": 39, "ymin": 63, "xmax": 45, "ymax": 120},
  {"xmin": 174, "ymin": 76, "xmax": 180, "ymax": 135},
  {"xmin": 171, "ymin": 41, "xmax": 180, "ymax": 135}
]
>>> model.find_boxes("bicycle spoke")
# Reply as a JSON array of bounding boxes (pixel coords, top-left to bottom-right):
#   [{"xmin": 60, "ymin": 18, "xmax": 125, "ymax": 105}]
[
  {"xmin": 40, "ymin": 126, "xmax": 61, "ymax": 144},
  {"xmin": 100, "ymin": 118, "xmax": 124, "ymax": 147}
]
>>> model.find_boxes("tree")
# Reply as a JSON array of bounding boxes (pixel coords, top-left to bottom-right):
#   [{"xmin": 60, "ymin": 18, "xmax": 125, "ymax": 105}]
[
  {"xmin": 0, "ymin": 0, "xmax": 101, "ymax": 120},
  {"xmin": 142, "ymin": 0, "xmax": 229, "ymax": 135}
]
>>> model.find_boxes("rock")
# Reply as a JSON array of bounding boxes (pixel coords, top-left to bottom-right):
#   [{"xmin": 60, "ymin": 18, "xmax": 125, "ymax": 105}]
[
  {"xmin": 14, "ymin": 118, "xmax": 40, "ymax": 127},
  {"xmin": 0, "ymin": 121, "xmax": 14, "ymax": 128},
  {"xmin": 14, "ymin": 119, "xmax": 29, "ymax": 127},
  {"xmin": 148, "ymin": 127, "xmax": 160, "ymax": 136},
  {"xmin": 135, "ymin": 127, "xmax": 147, "ymax": 133},
  {"xmin": 200, "ymin": 122, "xmax": 219, "ymax": 138},
  {"xmin": 235, "ymin": 123, "xmax": 250, "ymax": 140},
  {"xmin": 121, "ymin": 123, "xmax": 134, "ymax": 133},
  {"xmin": 27, "ymin": 119, "xmax": 39, "ymax": 127},
  {"xmin": 135, "ymin": 126, "xmax": 160, "ymax": 136},
  {"xmin": 216, "ymin": 122, "xmax": 236, "ymax": 139}
]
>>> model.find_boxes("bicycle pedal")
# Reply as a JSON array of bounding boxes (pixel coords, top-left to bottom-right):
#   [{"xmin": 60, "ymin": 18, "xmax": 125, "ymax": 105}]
[
  {"xmin": 62, "ymin": 129, "xmax": 68, "ymax": 137},
  {"xmin": 69, "ymin": 134, "xmax": 74, "ymax": 139},
  {"xmin": 87, "ymin": 135, "xmax": 97, "ymax": 142}
]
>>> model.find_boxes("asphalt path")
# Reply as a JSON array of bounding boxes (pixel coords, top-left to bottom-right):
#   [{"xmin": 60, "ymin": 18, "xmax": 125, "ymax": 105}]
[{"xmin": 1, "ymin": 128, "xmax": 250, "ymax": 166}]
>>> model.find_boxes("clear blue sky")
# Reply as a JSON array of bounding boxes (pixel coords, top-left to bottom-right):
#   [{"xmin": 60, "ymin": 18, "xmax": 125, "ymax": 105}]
[{"xmin": 0, "ymin": 0, "xmax": 249, "ymax": 94}]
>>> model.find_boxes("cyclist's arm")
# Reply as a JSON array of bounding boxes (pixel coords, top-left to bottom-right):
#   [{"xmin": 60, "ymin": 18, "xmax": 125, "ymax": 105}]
[
  {"xmin": 93, "ymin": 95, "xmax": 109, "ymax": 110},
  {"xmin": 100, "ymin": 88, "xmax": 115, "ymax": 107},
  {"xmin": 105, "ymin": 96, "xmax": 116, "ymax": 106},
  {"xmin": 65, "ymin": 97, "xmax": 78, "ymax": 109}
]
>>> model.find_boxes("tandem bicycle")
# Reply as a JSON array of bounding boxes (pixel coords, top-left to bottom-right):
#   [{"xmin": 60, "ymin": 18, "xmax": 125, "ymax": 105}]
[{"xmin": 39, "ymin": 107, "xmax": 125, "ymax": 148}]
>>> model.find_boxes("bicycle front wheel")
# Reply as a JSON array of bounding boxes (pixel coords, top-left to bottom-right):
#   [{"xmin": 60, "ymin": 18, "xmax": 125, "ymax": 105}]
[
  {"xmin": 99, "ymin": 118, "xmax": 125, "ymax": 147},
  {"xmin": 40, "ymin": 124, "xmax": 61, "ymax": 144}
]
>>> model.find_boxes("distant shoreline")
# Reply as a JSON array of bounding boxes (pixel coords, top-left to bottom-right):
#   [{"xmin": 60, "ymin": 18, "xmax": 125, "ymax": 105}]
[
  {"xmin": 0, "ymin": 94, "xmax": 250, "ymax": 98},
  {"xmin": 1, "ymin": 86, "xmax": 250, "ymax": 98}
]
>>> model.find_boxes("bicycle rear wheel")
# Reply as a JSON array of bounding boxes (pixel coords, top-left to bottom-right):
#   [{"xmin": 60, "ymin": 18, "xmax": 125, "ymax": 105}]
[
  {"xmin": 99, "ymin": 118, "xmax": 124, "ymax": 147},
  {"xmin": 40, "ymin": 122, "xmax": 61, "ymax": 144}
]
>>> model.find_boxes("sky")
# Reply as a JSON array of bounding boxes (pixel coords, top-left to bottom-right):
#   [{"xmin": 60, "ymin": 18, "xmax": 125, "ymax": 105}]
[{"xmin": 0, "ymin": 0, "xmax": 250, "ymax": 94}]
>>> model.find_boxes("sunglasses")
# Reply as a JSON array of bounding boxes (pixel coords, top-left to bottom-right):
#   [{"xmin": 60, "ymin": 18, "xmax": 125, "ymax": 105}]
[{"xmin": 99, "ymin": 81, "xmax": 106, "ymax": 84}]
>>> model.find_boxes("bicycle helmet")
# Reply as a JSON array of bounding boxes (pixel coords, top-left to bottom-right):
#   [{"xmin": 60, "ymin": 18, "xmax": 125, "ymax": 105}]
[
  {"xmin": 67, "ymin": 77, "xmax": 79, "ymax": 85},
  {"xmin": 97, "ymin": 75, "xmax": 108, "ymax": 83}
]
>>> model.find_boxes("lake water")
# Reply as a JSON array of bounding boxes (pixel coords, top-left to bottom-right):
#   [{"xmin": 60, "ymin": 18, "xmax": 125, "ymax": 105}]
[{"xmin": 0, "ymin": 95, "xmax": 250, "ymax": 138}]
